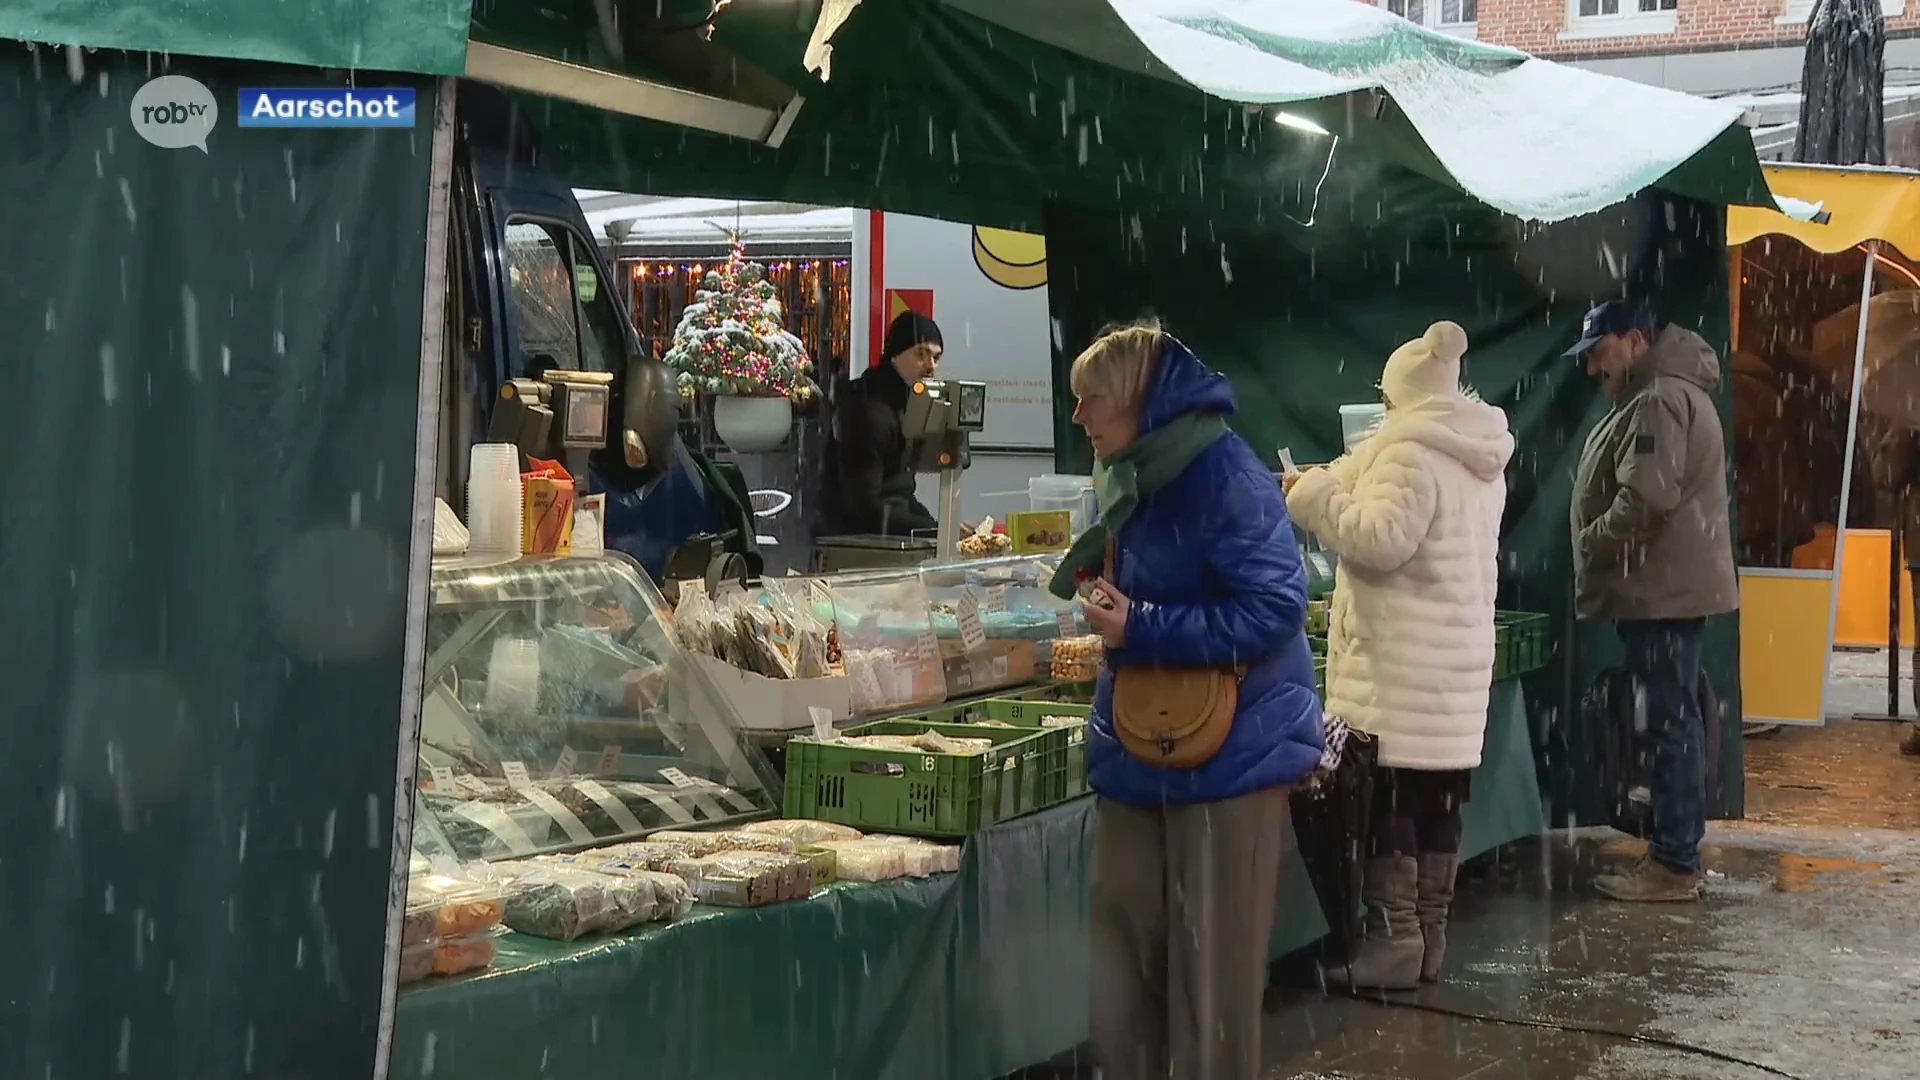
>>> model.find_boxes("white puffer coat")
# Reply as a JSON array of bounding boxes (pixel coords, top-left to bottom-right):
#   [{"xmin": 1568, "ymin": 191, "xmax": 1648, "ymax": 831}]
[{"xmin": 1287, "ymin": 323, "xmax": 1514, "ymax": 770}]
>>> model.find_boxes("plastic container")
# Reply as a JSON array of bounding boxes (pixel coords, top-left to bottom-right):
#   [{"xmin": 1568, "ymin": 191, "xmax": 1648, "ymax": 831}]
[
  {"xmin": 398, "ymin": 926, "xmax": 506, "ymax": 985},
  {"xmin": 402, "ymin": 872, "xmax": 506, "ymax": 947},
  {"xmin": 1494, "ymin": 611, "xmax": 1550, "ymax": 680},
  {"xmin": 1338, "ymin": 403, "xmax": 1387, "ymax": 451},
  {"xmin": 964, "ymin": 698, "xmax": 1091, "ymax": 799},
  {"xmin": 784, "ymin": 719, "xmax": 1067, "ymax": 837},
  {"xmin": 1027, "ymin": 474, "xmax": 1096, "ymax": 534}
]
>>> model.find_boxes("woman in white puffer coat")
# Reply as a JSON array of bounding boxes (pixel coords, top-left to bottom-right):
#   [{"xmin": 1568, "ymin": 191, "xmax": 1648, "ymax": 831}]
[{"xmin": 1285, "ymin": 320, "xmax": 1513, "ymax": 992}]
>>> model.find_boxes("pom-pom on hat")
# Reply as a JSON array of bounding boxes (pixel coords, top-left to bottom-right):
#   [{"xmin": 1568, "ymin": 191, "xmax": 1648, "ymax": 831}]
[{"xmin": 1381, "ymin": 320, "xmax": 1469, "ymax": 407}]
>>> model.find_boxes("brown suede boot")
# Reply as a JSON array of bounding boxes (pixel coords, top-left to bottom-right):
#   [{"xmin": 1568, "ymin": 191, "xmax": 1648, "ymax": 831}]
[
  {"xmin": 1324, "ymin": 856, "xmax": 1424, "ymax": 992},
  {"xmin": 1414, "ymin": 852, "xmax": 1459, "ymax": 982},
  {"xmin": 1595, "ymin": 858, "xmax": 1701, "ymax": 902}
]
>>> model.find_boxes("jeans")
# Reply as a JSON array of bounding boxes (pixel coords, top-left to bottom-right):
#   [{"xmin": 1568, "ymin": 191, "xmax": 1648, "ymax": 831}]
[{"xmin": 1619, "ymin": 618, "xmax": 1707, "ymax": 875}]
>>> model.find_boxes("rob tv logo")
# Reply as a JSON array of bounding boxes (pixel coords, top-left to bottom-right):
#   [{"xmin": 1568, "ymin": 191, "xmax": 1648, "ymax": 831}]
[{"xmin": 130, "ymin": 75, "xmax": 219, "ymax": 152}]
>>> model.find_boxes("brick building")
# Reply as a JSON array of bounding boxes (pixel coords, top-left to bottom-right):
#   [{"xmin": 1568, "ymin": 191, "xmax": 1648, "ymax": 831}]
[{"xmin": 1375, "ymin": 0, "xmax": 1920, "ymax": 162}]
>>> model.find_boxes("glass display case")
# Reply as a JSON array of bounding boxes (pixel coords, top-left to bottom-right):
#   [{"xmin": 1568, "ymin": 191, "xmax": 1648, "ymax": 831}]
[
  {"xmin": 917, "ymin": 555, "xmax": 1088, "ymax": 696},
  {"xmin": 821, "ymin": 569, "xmax": 950, "ymax": 714},
  {"xmin": 417, "ymin": 553, "xmax": 781, "ymax": 861}
]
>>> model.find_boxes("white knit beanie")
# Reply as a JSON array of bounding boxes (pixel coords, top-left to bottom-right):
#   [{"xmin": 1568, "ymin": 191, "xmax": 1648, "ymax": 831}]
[{"xmin": 1381, "ymin": 320, "xmax": 1469, "ymax": 408}]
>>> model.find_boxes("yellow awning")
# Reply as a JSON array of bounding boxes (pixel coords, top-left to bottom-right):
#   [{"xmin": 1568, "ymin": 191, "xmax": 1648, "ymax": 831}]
[{"xmin": 1731, "ymin": 163, "xmax": 1920, "ymax": 260}]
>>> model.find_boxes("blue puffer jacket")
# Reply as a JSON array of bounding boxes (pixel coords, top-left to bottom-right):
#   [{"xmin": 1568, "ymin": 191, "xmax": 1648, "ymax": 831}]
[{"xmin": 1088, "ymin": 342, "xmax": 1325, "ymax": 805}]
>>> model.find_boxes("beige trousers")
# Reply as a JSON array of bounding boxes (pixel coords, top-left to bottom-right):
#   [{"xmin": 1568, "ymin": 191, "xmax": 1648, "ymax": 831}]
[{"xmin": 1088, "ymin": 786, "xmax": 1290, "ymax": 1080}]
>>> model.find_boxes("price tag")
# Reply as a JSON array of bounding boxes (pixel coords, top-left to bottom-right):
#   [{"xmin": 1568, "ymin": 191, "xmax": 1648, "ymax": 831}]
[
  {"xmin": 957, "ymin": 589, "xmax": 980, "ymax": 618},
  {"xmin": 984, "ymin": 584, "xmax": 1008, "ymax": 613},
  {"xmin": 658, "ymin": 767, "xmax": 696, "ymax": 789},
  {"xmin": 594, "ymin": 745, "xmax": 623, "ymax": 776},
  {"xmin": 808, "ymin": 705, "xmax": 835, "ymax": 742},
  {"xmin": 958, "ymin": 609, "xmax": 987, "ymax": 653},
  {"xmin": 550, "ymin": 746, "xmax": 580, "ymax": 779},
  {"xmin": 952, "ymin": 663, "xmax": 975, "ymax": 694},
  {"xmin": 990, "ymin": 654, "xmax": 1009, "ymax": 680},
  {"xmin": 425, "ymin": 766, "xmax": 454, "ymax": 794},
  {"xmin": 1056, "ymin": 609, "xmax": 1079, "ymax": 640},
  {"xmin": 917, "ymin": 629, "xmax": 941, "ymax": 665},
  {"xmin": 455, "ymin": 774, "xmax": 491, "ymax": 796},
  {"xmin": 501, "ymin": 761, "xmax": 532, "ymax": 789}
]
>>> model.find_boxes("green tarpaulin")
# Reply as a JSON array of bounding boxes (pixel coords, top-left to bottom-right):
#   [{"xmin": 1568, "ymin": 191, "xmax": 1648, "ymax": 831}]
[
  {"xmin": 391, "ymin": 683, "xmax": 1538, "ymax": 1080},
  {"xmin": 0, "ymin": 52, "xmax": 437, "ymax": 1078}
]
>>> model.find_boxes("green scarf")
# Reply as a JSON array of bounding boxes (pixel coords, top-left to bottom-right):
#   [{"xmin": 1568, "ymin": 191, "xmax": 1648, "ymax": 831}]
[{"xmin": 1046, "ymin": 413, "xmax": 1229, "ymax": 599}]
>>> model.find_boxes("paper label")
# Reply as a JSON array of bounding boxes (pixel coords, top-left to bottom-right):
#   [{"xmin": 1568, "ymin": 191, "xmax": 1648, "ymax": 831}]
[
  {"xmin": 658, "ymin": 767, "xmax": 696, "ymax": 789},
  {"xmin": 452, "ymin": 801, "xmax": 536, "ymax": 855},
  {"xmin": 614, "ymin": 782, "xmax": 696, "ymax": 825},
  {"xmin": 895, "ymin": 665, "xmax": 918, "ymax": 703},
  {"xmin": 990, "ymin": 654, "xmax": 1009, "ymax": 680},
  {"xmin": 1055, "ymin": 609, "xmax": 1078, "ymax": 640},
  {"xmin": 454, "ymin": 774, "xmax": 491, "ymax": 795},
  {"xmin": 984, "ymin": 584, "xmax": 1008, "ymax": 613},
  {"xmin": 521, "ymin": 786, "xmax": 595, "ymax": 844},
  {"xmin": 550, "ymin": 746, "xmax": 580, "ymax": 779},
  {"xmin": 808, "ymin": 705, "xmax": 835, "ymax": 742},
  {"xmin": 572, "ymin": 779, "xmax": 644, "ymax": 834},
  {"xmin": 958, "ymin": 610, "xmax": 987, "ymax": 653},
  {"xmin": 594, "ymin": 745, "xmax": 623, "ymax": 776},
  {"xmin": 425, "ymin": 766, "xmax": 454, "ymax": 794},
  {"xmin": 917, "ymin": 630, "xmax": 941, "ymax": 664},
  {"xmin": 502, "ymin": 761, "xmax": 532, "ymax": 789},
  {"xmin": 957, "ymin": 589, "xmax": 980, "ymax": 618},
  {"xmin": 951, "ymin": 663, "xmax": 974, "ymax": 694}
]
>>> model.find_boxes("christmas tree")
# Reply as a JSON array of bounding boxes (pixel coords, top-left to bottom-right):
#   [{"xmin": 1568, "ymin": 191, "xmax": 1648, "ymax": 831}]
[{"xmin": 663, "ymin": 237, "xmax": 819, "ymax": 403}]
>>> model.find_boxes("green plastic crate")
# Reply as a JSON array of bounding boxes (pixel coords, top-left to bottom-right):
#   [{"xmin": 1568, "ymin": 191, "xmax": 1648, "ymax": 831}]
[
  {"xmin": 784, "ymin": 720, "xmax": 1065, "ymax": 837},
  {"xmin": 1493, "ymin": 610, "xmax": 1550, "ymax": 679},
  {"xmin": 1314, "ymin": 655, "xmax": 1327, "ymax": 698},
  {"xmin": 1305, "ymin": 599, "xmax": 1329, "ymax": 635},
  {"xmin": 967, "ymin": 699, "xmax": 1092, "ymax": 800}
]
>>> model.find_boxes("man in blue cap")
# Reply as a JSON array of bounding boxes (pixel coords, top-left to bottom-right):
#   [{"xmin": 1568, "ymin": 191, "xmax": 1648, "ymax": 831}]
[{"xmin": 1567, "ymin": 300, "xmax": 1738, "ymax": 903}]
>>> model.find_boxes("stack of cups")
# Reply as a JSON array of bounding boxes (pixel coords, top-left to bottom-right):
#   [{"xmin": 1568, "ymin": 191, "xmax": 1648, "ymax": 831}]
[
  {"xmin": 484, "ymin": 638, "xmax": 542, "ymax": 714},
  {"xmin": 467, "ymin": 443, "xmax": 524, "ymax": 554}
]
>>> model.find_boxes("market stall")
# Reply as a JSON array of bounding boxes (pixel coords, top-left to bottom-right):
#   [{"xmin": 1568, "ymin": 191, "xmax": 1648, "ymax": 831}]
[
  {"xmin": 0, "ymin": 2, "xmax": 1778, "ymax": 1078},
  {"xmin": 1726, "ymin": 163, "xmax": 1920, "ymax": 724}
]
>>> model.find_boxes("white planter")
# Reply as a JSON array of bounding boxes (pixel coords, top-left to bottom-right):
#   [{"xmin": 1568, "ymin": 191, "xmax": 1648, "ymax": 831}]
[{"xmin": 712, "ymin": 394, "xmax": 793, "ymax": 452}]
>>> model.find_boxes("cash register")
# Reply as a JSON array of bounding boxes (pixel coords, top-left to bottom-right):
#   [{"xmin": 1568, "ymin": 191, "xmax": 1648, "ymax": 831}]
[{"xmin": 813, "ymin": 377, "xmax": 988, "ymax": 573}]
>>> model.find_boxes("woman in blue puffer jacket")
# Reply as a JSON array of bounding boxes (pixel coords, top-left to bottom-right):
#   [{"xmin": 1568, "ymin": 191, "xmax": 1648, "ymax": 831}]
[{"xmin": 1047, "ymin": 321, "xmax": 1324, "ymax": 1080}]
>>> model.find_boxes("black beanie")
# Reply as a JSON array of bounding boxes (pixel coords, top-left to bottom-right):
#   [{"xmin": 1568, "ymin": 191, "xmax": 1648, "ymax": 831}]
[{"xmin": 882, "ymin": 311, "xmax": 942, "ymax": 361}]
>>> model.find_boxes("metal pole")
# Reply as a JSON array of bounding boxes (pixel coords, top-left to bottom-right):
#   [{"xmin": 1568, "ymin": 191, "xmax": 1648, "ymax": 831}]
[
  {"xmin": 1888, "ymin": 488, "xmax": 1904, "ymax": 719},
  {"xmin": 1844, "ymin": 241, "xmax": 1906, "ymax": 722}
]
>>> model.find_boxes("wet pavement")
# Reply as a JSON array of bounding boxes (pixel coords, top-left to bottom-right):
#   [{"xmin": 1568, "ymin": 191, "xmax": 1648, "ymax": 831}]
[{"xmin": 1013, "ymin": 664, "xmax": 1920, "ymax": 1080}]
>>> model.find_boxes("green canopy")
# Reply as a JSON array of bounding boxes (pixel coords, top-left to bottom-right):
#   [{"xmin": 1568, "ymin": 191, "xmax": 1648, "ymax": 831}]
[{"xmin": 2, "ymin": 0, "xmax": 1770, "ymax": 224}]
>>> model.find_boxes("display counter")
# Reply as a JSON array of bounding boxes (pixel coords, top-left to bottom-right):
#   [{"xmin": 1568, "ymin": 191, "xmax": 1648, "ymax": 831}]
[
  {"xmin": 417, "ymin": 553, "xmax": 783, "ymax": 861},
  {"xmin": 391, "ymin": 680, "xmax": 1538, "ymax": 1080}
]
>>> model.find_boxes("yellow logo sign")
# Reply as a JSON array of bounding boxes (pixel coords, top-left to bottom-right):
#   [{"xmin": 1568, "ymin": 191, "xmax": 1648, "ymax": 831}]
[{"xmin": 972, "ymin": 226, "xmax": 1047, "ymax": 290}]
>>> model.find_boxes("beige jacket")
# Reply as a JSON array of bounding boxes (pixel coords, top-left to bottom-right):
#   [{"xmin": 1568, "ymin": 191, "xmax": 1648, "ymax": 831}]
[{"xmin": 1571, "ymin": 326, "xmax": 1740, "ymax": 621}]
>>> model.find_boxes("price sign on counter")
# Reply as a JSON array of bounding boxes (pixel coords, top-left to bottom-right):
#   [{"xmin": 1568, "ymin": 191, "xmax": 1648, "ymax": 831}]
[
  {"xmin": 958, "ymin": 608, "xmax": 987, "ymax": 653},
  {"xmin": 1056, "ymin": 609, "xmax": 1079, "ymax": 640},
  {"xmin": 984, "ymin": 584, "xmax": 1008, "ymax": 613},
  {"xmin": 550, "ymin": 746, "xmax": 580, "ymax": 779},
  {"xmin": 658, "ymin": 767, "xmax": 696, "ymax": 789},
  {"xmin": 455, "ymin": 774, "xmax": 491, "ymax": 796},
  {"xmin": 425, "ymin": 766, "xmax": 454, "ymax": 794},
  {"xmin": 594, "ymin": 745, "xmax": 623, "ymax": 776},
  {"xmin": 917, "ymin": 629, "xmax": 941, "ymax": 665},
  {"xmin": 501, "ymin": 760, "xmax": 532, "ymax": 790}
]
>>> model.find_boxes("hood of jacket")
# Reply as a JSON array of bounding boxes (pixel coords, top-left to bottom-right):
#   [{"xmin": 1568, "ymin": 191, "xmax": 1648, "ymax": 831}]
[
  {"xmin": 1138, "ymin": 336, "xmax": 1237, "ymax": 435},
  {"xmin": 1625, "ymin": 325, "xmax": 1721, "ymax": 396},
  {"xmin": 1368, "ymin": 394, "xmax": 1514, "ymax": 481}
]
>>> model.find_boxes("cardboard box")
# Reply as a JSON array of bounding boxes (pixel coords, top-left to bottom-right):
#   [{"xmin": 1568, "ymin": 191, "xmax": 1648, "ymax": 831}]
[
  {"xmin": 521, "ymin": 460, "xmax": 575, "ymax": 555},
  {"xmin": 683, "ymin": 651, "xmax": 854, "ymax": 732}
]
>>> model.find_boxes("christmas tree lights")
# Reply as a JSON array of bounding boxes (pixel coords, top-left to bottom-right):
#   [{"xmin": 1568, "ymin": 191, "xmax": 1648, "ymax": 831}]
[{"xmin": 662, "ymin": 235, "xmax": 820, "ymax": 403}]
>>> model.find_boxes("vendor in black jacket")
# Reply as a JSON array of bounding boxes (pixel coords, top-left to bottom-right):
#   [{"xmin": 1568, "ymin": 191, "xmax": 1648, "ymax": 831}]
[{"xmin": 817, "ymin": 312, "xmax": 943, "ymax": 536}]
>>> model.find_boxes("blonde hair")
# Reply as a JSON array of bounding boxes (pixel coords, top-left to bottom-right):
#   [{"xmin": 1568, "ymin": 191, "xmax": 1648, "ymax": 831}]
[{"xmin": 1069, "ymin": 319, "xmax": 1162, "ymax": 417}]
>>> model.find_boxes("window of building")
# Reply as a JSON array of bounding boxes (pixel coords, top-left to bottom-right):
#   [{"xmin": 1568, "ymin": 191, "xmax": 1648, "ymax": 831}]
[
  {"xmin": 1562, "ymin": 0, "xmax": 1679, "ymax": 38},
  {"xmin": 1380, "ymin": 0, "xmax": 1478, "ymax": 35},
  {"xmin": 1780, "ymin": 0, "xmax": 1903, "ymax": 20}
]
